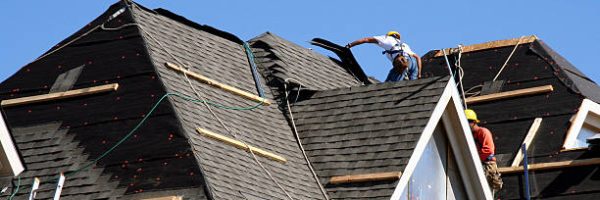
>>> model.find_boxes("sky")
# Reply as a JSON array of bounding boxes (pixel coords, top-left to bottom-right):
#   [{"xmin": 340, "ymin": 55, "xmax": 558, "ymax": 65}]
[{"xmin": 1, "ymin": 1, "xmax": 599, "ymax": 83}]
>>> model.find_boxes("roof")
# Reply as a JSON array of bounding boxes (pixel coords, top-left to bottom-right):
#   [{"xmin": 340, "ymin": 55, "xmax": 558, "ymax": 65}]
[
  {"xmin": 0, "ymin": 1, "xmax": 345, "ymax": 199},
  {"xmin": 434, "ymin": 35, "xmax": 538, "ymax": 57},
  {"xmin": 1, "ymin": 0, "xmax": 556, "ymax": 199},
  {"xmin": 128, "ymin": 3, "xmax": 331, "ymax": 200},
  {"xmin": 0, "ymin": 2, "xmax": 200, "ymax": 199},
  {"xmin": 421, "ymin": 36, "xmax": 600, "ymax": 199},
  {"xmin": 292, "ymin": 76, "xmax": 450, "ymax": 199},
  {"xmin": 11, "ymin": 122, "xmax": 125, "ymax": 199}
]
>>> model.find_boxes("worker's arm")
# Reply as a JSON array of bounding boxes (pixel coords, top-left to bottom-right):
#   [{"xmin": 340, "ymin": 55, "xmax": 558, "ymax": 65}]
[
  {"xmin": 411, "ymin": 53, "xmax": 422, "ymax": 78},
  {"xmin": 479, "ymin": 128, "xmax": 496, "ymax": 161},
  {"xmin": 346, "ymin": 37, "xmax": 378, "ymax": 48}
]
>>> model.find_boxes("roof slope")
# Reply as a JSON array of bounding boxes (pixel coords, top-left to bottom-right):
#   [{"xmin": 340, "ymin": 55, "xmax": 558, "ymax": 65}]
[
  {"xmin": 0, "ymin": 1, "xmax": 366, "ymax": 198},
  {"xmin": 421, "ymin": 37, "xmax": 600, "ymax": 199},
  {"xmin": 292, "ymin": 77, "xmax": 450, "ymax": 199},
  {"xmin": 249, "ymin": 32, "xmax": 362, "ymax": 90},
  {"xmin": 531, "ymin": 40, "xmax": 600, "ymax": 103},
  {"xmin": 129, "ymin": 3, "xmax": 326, "ymax": 200},
  {"xmin": 11, "ymin": 122, "xmax": 124, "ymax": 199},
  {"xmin": 0, "ymin": 2, "xmax": 206, "ymax": 199}
]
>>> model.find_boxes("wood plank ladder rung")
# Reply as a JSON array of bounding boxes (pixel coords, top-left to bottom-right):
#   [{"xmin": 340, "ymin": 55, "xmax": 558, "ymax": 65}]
[
  {"xmin": 329, "ymin": 171, "xmax": 402, "ymax": 184},
  {"xmin": 165, "ymin": 62, "xmax": 271, "ymax": 106},
  {"xmin": 466, "ymin": 85, "xmax": 553, "ymax": 105},
  {"xmin": 196, "ymin": 127, "xmax": 286, "ymax": 163},
  {"xmin": 1, "ymin": 83, "xmax": 119, "ymax": 107},
  {"xmin": 498, "ymin": 158, "xmax": 600, "ymax": 174}
]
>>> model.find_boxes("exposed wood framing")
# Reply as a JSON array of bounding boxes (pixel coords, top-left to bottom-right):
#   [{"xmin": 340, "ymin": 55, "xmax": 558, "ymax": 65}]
[
  {"xmin": 510, "ymin": 118, "xmax": 543, "ymax": 167},
  {"xmin": 329, "ymin": 171, "xmax": 402, "ymax": 184},
  {"xmin": 466, "ymin": 85, "xmax": 553, "ymax": 104},
  {"xmin": 1, "ymin": 83, "xmax": 119, "ymax": 107},
  {"xmin": 434, "ymin": 35, "xmax": 538, "ymax": 57},
  {"xmin": 196, "ymin": 127, "xmax": 286, "ymax": 163},
  {"xmin": 165, "ymin": 62, "xmax": 271, "ymax": 106},
  {"xmin": 142, "ymin": 196, "xmax": 183, "ymax": 200},
  {"xmin": 498, "ymin": 158, "xmax": 600, "ymax": 174}
]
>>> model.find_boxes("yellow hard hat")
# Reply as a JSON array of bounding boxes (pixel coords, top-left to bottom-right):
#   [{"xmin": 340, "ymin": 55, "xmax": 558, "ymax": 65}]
[
  {"xmin": 387, "ymin": 31, "xmax": 401, "ymax": 38},
  {"xmin": 465, "ymin": 109, "xmax": 480, "ymax": 123}
]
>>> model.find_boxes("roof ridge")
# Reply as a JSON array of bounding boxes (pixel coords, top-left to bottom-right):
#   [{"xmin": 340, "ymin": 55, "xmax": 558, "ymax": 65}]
[
  {"xmin": 134, "ymin": 6, "xmax": 244, "ymax": 45},
  {"xmin": 434, "ymin": 35, "xmax": 538, "ymax": 57}
]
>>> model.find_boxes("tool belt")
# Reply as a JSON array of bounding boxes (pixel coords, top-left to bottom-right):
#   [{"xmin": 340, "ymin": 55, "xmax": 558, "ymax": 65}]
[{"xmin": 484, "ymin": 154, "xmax": 496, "ymax": 162}]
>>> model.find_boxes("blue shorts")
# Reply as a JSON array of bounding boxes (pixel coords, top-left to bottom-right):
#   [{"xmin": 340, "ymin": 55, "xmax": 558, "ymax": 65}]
[{"xmin": 385, "ymin": 55, "xmax": 418, "ymax": 82}]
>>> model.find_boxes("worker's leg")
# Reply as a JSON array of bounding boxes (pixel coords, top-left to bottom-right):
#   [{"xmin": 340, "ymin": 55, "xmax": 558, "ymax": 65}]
[
  {"xmin": 385, "ymin": 68, "xmax": 402, "ymax": 82},
  {"xmin": 406, "ymin": 56, "xmax": 418, "ymax": 80},
  {"xmin": 484, "ymin": 161, "xmax": 503, "ymax": 196}
]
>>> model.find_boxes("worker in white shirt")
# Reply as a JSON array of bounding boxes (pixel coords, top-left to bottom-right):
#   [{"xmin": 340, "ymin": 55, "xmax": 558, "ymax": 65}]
[{"xmin": 346, "ymin": 31, "xmax": 422, "ymax": 82}]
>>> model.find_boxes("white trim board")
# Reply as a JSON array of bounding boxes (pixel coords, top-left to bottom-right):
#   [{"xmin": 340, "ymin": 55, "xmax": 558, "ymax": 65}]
[
  {"xmin": 562, "ymin": 99, "xmax": 600, "ymax": 150},
  {"xmin": 390, "ymin": 80, "xmax": 492, "ymax": 200},
  {"xmin": 511, "ymin": 118, "xmax": 543, "ymax": 167},
  {"xmin": 0, "ymin": 112, "xmax": 24, "ymax": 177}
]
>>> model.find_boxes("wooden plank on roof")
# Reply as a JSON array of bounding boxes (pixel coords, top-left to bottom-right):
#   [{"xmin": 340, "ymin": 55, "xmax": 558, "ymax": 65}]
[
  {"xmin": 1, "ymin": 83, "xmax": 119, "ymax": 107},
  {"xmin": 498, "ymin": 158, "xmax": 600, "ymax": 174},
  {"xmin": 165, "ymin": 62, "xmax": 271, "ymax": 106},
  {"xmin": 196, "ymin": 127, "xmax": 287, "ymax": 163},
  {"xmin": 466, "ymin": 85, "xmax": 553, "ymax": 105},
  {"xmin": 434, "ymin": 35, "xmax": 538, "ymax": 57},
  {"xmin": 329, "ymin": 171, "xmax": 402, "ymax": 184},
  {"xmin": 142, "ymin": 196, "xmax": 183, "ymax": 200},
  {"xmin": 510, "ymin": 118, "xmax": 543, "ymax": 167}
]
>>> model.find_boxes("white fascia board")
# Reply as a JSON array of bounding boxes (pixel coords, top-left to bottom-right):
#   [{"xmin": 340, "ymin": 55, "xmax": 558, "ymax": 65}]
[
  {"xmin": 563, "ymin": 99, "xmax": 600, "ymax": 149},
  {"xmin": 0, "ymin": 113, "xmax": 24, "ymax": 177},
  {"xmin": 390, "ymin": 80, "xmax": 492, "ymax": 200},
  {"xmin": 444, "ymin": 80, "xmax": 492, "ymax": 199}
]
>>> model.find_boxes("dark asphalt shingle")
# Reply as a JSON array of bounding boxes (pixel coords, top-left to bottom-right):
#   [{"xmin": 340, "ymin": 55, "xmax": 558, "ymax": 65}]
[
  {"xmin": 132, "ymin": 4, "xmax": 326, "ymax": 200},
  {"xmin": 292, "ymin": 77, "xmax": 449, "ymax": 199}
]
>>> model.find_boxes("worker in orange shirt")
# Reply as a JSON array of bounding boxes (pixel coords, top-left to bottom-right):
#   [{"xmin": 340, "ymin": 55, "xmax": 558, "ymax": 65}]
[{"xmin": 465, "ymin": 109, "xmax": 503, "ymax": 196}]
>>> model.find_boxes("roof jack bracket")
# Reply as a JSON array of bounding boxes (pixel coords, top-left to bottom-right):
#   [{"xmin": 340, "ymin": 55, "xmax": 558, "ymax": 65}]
[
  {"xmin": 53, "ymin": 173, "xmax": 65, "ymax": 200},
  {"xmin": 28, "ymin": 177, "xmax": 40, "ymax": 200}
]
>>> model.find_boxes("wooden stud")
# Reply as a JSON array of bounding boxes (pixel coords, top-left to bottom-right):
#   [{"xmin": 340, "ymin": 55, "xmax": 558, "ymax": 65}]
[
  {"xmin": 165, "ymin": 62, "xmax": 271, "ymax": 106},
  {"xmin": 1, "ymin": 83, "xmax": 119, "ymax": 107},
  {"xmin": 142, "ymin": 196, "xmax": 183, "ymax": 200},
  {"xmin": 466, "ymin": 85, "xmax": 553, "ymax": 105},
  {"xmin": 498, "ymin": 158, "xmax": 600, "ymax": 174},
  {"xmin": 434, "ymin": 35, "xmax": 538, "ymax": 57},
  {"xmin": 196, "ymin": 127, "xmax": 286, "ymax": 163},
  {"xmin": 329, "ymin": 171, "xmax": 402, "ymax": 184},
  {"xmin": 511, "ymin": 118, "xmax": 543, "ymax": 167}
]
